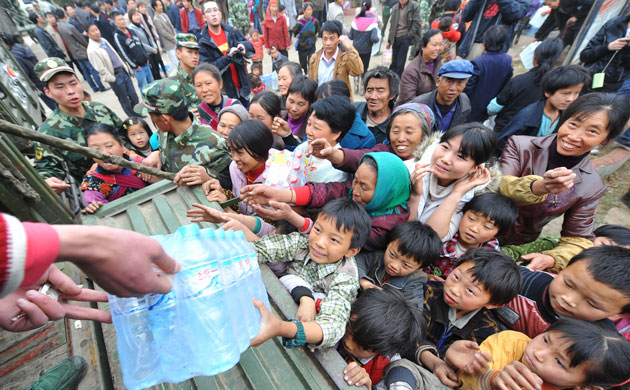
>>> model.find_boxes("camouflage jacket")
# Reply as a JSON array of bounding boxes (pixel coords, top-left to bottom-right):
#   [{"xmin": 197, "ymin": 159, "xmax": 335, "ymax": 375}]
[
  {"xmin": 158, "ymin": 115, "xmax": 231, "ymax": 177},
  {"xmin": 169, "ymin": 65, "xmax": 201, "ymax": 110},
  {"xmin": 228, "ymin": 0, "xmax": 251, "ymax": 36},
  {"xmin": 35, "ymin": 101, "xmax": 123, "ymax": 182}
]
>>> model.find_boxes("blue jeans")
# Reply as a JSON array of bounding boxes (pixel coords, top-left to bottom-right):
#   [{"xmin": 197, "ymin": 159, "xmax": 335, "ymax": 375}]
[
  {"xmin": 390, "ymin": 38, "xmax": 410, "ymax": 78},
  {"xmin": 77, "ymin": 59, "xmax": 105, "ymax": 91},
  {"xmin": 134, "ymin": 64, "xmax": 154, "ymax": 91},
  {"xmin": 615, "ymin": 78, "xmax": 630, "ymax": 145},
  {"xmin": 110, "ymin": 70, "xmax": 139, "ymax": 118}
]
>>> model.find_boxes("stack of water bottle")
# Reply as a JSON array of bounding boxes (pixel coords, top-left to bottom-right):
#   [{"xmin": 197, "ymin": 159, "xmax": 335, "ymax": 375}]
[{"xmin": 108, "ymin": 225, "xmax": 270, "ymax": 390}]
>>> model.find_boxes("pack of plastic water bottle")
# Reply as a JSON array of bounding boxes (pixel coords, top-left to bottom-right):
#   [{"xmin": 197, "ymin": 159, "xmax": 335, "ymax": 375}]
[
  {"xmin": 262, "ymin": 148, "xmax": 311, "ymax": 188},
  {"xmin": 108, "ymin": 225, "xmax": 270, "ymax": 390}
]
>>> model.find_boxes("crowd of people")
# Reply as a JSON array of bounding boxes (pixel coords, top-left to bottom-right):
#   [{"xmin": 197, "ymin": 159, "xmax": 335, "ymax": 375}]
[{"xmin": 2, "ymin": 0, "xmax": 630, "ymax": 389}]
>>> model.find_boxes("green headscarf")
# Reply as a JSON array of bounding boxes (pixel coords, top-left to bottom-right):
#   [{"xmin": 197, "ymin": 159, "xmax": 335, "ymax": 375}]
[{"xmin": 349, "ymin": 152, "xmax": 411, "ymax": 217}]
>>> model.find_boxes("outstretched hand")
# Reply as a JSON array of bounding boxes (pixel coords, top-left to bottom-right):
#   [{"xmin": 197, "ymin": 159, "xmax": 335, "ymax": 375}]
[
  {"xmin": 250, "ymin": 297, "xmax": 283, "ymax": 347},
  {"xmin": 251, "ymin": 201, "xmax": 293, "ymax": 221},
  {"xmin": 187, "ymin": 203, "xmax": 231, "ymax": 224},
  {"xmin": 241, "ymin": 184, "xmax": 291, "ymax": 206},
  {"xmin": 0, "ymin": 265, "xmax": 110, "ymax": 332}
]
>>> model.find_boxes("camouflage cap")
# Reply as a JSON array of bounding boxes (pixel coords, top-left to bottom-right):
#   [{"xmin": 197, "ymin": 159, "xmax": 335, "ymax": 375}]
[
  {"xmin": 134, "ymin": 79, "xmax": 187, "ymax": 115},
  {"xmin": 34, "ymin": 57, "xmax": 75, "ymax": 82},
  {"xmin": 175, "ymin": 33, "xmax": 199, "ymax": 49}
]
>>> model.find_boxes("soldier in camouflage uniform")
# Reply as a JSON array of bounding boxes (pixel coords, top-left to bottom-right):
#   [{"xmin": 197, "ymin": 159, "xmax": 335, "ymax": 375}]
[
  {"xmin": 170, "ymin": 33, "xmax": 202, "ymax": 111},
  {"xmin": 136, "ymin": 79, "xmax": 232, "ymax": 187},
  {"xmin": 33, "ymin": 57, "xmax": 123, "ymax": 184},
  {"xmin": 228, "ymin": 0, "xmax": 251, "ymax": 36}
]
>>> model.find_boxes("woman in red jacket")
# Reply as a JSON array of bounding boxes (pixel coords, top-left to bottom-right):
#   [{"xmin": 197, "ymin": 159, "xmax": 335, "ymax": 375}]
[{"xmin": 263, "ymin": 0, "xmax": 290, "ymax": 57}]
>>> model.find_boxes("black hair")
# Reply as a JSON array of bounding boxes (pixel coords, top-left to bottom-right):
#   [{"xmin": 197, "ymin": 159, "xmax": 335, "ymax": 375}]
[
  {"xmin": 151, "ymin": 0, "xmax": 164, "ymax": 9},
  {"xmin": 557, "ymin": 92, "xmax": 630, "ymax": 141},
  {"xmin": 278, "ymin": 61, "xmax": 304, "ymax": 79},
  {"xmin": 28, "ymin": 13, "xmax": 39, "ymax": 24},
  {"xmin": 110, "ymin": 10, "xmax": 123, "ymax": 19},
  {"xmin": 362, "ymin": 66, "xmax": 400, "ymax": 102},
  {"xmin": 44, "ymin": 11, "xmax": 56, "ymax": 19},
  {"xmin": 90, "ymin": 3, "xmax": 100, "ymax": 13},
  {"xmin": 86, "ymin": 123, "xmax": 123, "ymax": 143},
  {"xmin": 422, "ymin": 29, "xmax": 442, "ymax": 47},
  {"xmin": 546, "ymin": 318, "xmax": 630, "ymax": 388},
  {"xmin": 318, "ymin": 197, "xmax": 371, "ymax": 249},
  {"xmin": 315, "ymin": 79, "xmax": 350, "ymax": 100},
  {"xmin": 483, "ymin": 25, "xmax": 508, "ymax": 52},
  {"xmin": 227, "ymin": 119, "xmax": 273, "ymax": 162},
  {"xmin": 541, "ymin": 64, "xmax": 590, "ymax": 95},
  {"xmin": 357, "ymin": 0, "xmax": 372, "ymax": 18},
  {"xmin": 104, "ymin": 0, "xmax": 113, "ymax": 5},
  {"xmin": 386, "ymin": 222, "xmax": 441, "ymax": 267},
  {"xmin": 533, "ymin": 37, "xmax": 563, "ymax": 84},
  {"xmin": 250, "ymin": 91, "xmax": 282, "ymax": 118},
  {"xmin": 347, "ymin": 287, "xmax": 425, "ymax": 358},
  {"xmin": 122, "ymin": 116, "xmax": 152, "ymax": 139},
  {"xmin": 438, "ymin": 17, "xmax": 453, "ymax": 32},
  {"xmin": 1, "ymin": 34, "xmax": 17, "ymax": 47},
  {"xmin": 461, "ymin": 193, "xmax": 518, "ymax": 237},
  {"xmin": 302, "ymin": 2, "xmax": 313, "ymax": 13},
  {"xmin": 287, "ymin": 75, "xmax": 317, "ymax": 104},
  {"xmin": 86, "ymin": 23, "xmax": 99, "ymax": 32},
  {"xmin": 310, "ymin": 95, "xmax": 356, "ymax": 141},
  {"xmin": 444, "ymin": 0, "xmax": 461, "ymax": 11},
  {"xmin": 320, "ymin": 20, "xmax": 343, "ymax": 37},
  {"xmin": 192, "ymin": 63, "xmax": 221, "ymax": 85},
  {"xmin": 439, "ymin": 122, "xmax": 497, "ymax": 165},
  {"xmin": 568, "ymin": 246, "xmax": 630, "ymax": 314},
  {"xmin": 455, "ymin": 248, "xmax": 522, "ymax": 306},
  {"xmin": 594, "ymin": 224, "xmax": 630, "ymax": 246},
  {"xmin": 54, "ymin": 8, "xmax": 66, "ymax": 19},
  {"xmin": 167, "ymin": 102, "xmax": 190, "ymax": 121},
  {"xmin": 278, "ymin": 3, "xmax": 285, "ymax": 11}
]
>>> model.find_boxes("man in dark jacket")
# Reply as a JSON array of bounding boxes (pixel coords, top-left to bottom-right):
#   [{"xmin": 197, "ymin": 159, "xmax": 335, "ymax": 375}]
[
  {"xmin": 198, "ymin": 1, "xmax": 254, "ymax": 106},
  {"xmin": 30, "ymin": 13, "xmax": 65, "ymax": 59},
  {"xmin": 387, "ymin": 0, "xmax": 421, "ymax": 78},
  {"xmin": 89, "ymin": 3, "xmax": 117, "ymax": 46},
  {"xmin": 65, "ymin": 5, "xmax": 87, "ymax": 34},
  {"xmin": 458, "ymin": 0, "xmax": 530, "ymax": 59},
  {"xmin": 411, "ymin": 59, "xmax": 472, "ymax": 132},
  {"xmin": 535, "ymin": 0, "xmax": 594, "ymax": 46},
  {"xmin": 111, "ymin": 12, "xmax": 153, "ymax": 90}
]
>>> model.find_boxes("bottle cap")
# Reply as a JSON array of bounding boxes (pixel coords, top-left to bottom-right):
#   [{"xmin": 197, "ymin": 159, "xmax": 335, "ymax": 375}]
[{"xmin": 177, "ymin": 223, "xmax": 200, "ymax": 237}]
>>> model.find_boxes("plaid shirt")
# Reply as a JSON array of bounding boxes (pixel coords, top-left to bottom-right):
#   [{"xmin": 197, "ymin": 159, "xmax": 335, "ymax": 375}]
[
  {"xmin": 424, "ymin": 233, "xmax": 500, "ymax": 278},
  {"xmin": 253, "ymin": 232, "xmax": 360, "ymax": 349}
]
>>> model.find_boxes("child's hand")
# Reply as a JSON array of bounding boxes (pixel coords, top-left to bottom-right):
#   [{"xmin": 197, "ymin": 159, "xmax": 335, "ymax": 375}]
[
  {"xmin": 433, "ymin": 360, "xmax": 460, "ymax": 388},
  {"xmin": 271, "ymin": 117, "xmax": 291, "ymax": 137},
  {"xmin": 250, "ymin": 297, "xmax": 283, "ymax": 347},
  {"xmin": 187, "ymin": 203, "xmax": 231, "ymax": 224},
  {"xmin": 343, "ymin": 362, "xmax": 372, "ymax": 389},
  {"xmin": 82, "ymin": 201, "xmax": 104, "ymax": 214},
  {"xmin": 295, "ymin": 297, "xmax": 317, "ymax": 322},
  {"xmin": 359, "ymin": 278, "xmax": 381, "ymax": 290},
  {"xmin": 445, "ymin": 340, "xmax": 491, "ymax": 375},
  {"xmin": 522, "ymin": 253, "xmax": 555, "ymax": 271},
  {"xmin": 412, "ymin": 162, "xmax": 432, "ymax": 196},
  {"xmin": 174, "ymin": 165, "xmax": 211, "ymax": 186},
  {"xmin": 241, "ymin": 184, "xmax": 292, "ymax": 205},
  {"xmin": 492, "ymin": 361, "xmax": 543, "ymax": 390},
  {"xmin": 453, "ymin": 166, "xmax": 490, "ymax": 195},
  {"xmin": 251, "ymin": 200, "xmax": 293, "ymax": 221}
]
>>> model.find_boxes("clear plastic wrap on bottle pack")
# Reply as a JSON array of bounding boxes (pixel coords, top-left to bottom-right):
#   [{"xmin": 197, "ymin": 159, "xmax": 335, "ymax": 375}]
[
  {"xmin": 108, "ymin": 224, "xmax": 269, "ymax": 389},
  {"xmin": 261, "ymin": 148, "xmax": 310, "ymax": 189}
]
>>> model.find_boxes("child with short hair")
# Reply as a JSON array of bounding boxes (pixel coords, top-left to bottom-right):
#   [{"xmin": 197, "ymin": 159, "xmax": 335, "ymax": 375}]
[
  {"xmin": 464, "ymin": 25, "xmax": 513, "ymax": 123},
  {"xmin": 496, "ymin": 65, "xmax": 592, "ymax": 154},
  {"xmin": 503, "ymin": 245, "xmax": 630, "ymax": 340},
  {"xmin": 270, "ymin": 45, "xmax": 289, "ymax": 73},
  {"xmin": 418, "ymin": 248, "xmax": 522, "ymax": 388},
  {"xmin": 121, "ymin": 116, "xmax": 154, "ymax": 157},
  {"xmin": 357, "ymin": 221, "xmax": 441, "ymax": 306},
  {"xmin": 248, "ymin": 29, "xmax": 264, "ymax": 68},
  {"xmin": 339, "ymin": 287, "xmax": 426, "ymax": 389},
  {"xmin": 250, "ymin": 197, "xmax": 371, "ymax": 349},
  {"xmin": 446, "ymin": 318, "xmax": 630, "ymax": 390},
  {"xmin": 425, "ymin": 193, "xmax": 519, "ymax": 280},
  {"xmin": 248, "ymin": 62, "xmax": 266, "ymax": 95},
  {"xmin": 502, "ymin": 223, "xmax": 630, "ymax": 264},
  {"xmin": 410, "ymin": 123, "xmax": 498, "ymax": 242},
  {"xmin": 433, "ymin": 16, "xmax": 460, "ymax": 62}
]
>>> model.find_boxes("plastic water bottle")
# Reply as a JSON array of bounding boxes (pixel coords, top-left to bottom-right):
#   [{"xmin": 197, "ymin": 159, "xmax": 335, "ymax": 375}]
[
  {"xmin": 235, "ymin": 230, "xmax": 271, "ymax": 319},
  {"xmin": 224, "ymin": 230, "xmax": 260, "ymax": 341},
  {"xmin": 174, "ymin": 224, "xmax": 240, "ymax": 376},
  {"xmin": 109, "ymin": 296, "xmax": 159, "ymax": 390},
  {"xmin": 271, "ymin": 70, "xmax": 279, "ymax": 90},
  {"xmin": 213, "ymin": 229, "xmax": 251, "ymax": 352}
]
